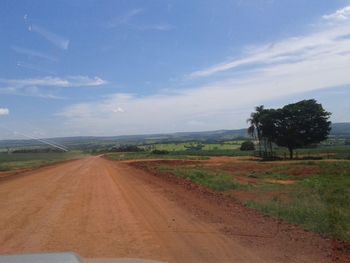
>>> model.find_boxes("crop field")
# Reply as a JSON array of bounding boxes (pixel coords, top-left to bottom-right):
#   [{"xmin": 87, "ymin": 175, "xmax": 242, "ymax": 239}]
[
  {"xmin": 0, "ymin": 151, "xmax": 87, "ymax": 171},
  {"xmin": 133, "ymin": 158, "xmax": 350, "ymax": 243}
]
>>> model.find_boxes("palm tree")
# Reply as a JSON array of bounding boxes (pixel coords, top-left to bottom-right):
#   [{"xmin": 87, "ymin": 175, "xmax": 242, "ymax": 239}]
[{"xmin": 247, "ymin": 105, "xmax": 264, "ymax": 156}]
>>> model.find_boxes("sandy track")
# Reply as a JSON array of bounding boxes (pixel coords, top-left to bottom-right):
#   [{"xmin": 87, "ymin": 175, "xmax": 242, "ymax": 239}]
[{"xmin": 0, "ymin": 157, "xmax": 342, "ymax": 262}]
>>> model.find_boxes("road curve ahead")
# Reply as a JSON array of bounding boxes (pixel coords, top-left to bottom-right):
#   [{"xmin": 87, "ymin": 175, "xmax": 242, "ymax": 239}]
[{"xmin": 0, "ymin": 157, "xmax": 335, "ymax": 262}]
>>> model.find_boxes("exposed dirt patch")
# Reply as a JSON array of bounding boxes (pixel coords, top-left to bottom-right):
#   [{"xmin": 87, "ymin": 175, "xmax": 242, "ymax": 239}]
[
  {"xmin": 264, "ymin": 179, "xmax": 296, "ymax": 185},
  {"xmin": 233, "ymin": 175, "xmax": 258, "ymax": 185},
  {"xmin": 286, "ymin": 166, "xmax": 321, "ymax": 177}
]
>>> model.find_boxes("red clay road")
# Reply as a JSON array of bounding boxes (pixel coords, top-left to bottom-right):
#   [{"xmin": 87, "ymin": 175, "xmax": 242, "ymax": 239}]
[{"xmin": 0, "ymin": 157, "xmax": 342, "ymax": 262}]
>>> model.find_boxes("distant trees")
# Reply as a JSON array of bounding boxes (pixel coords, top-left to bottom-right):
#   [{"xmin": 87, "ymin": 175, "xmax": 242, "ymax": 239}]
[
  {"xmin": 109, "ymin": 144, "xmax": 143, "ymax": 152},
  {"xmin": 151, "ymin": 149, "xmax": 170, "ymax": 155},
  {"xmin": 248, "ymin": 99, "xmax": 331, "ymax": 159},
  {"xmin": 184, "ymin": 142, "xmax": 204, "ymax": 151},
  {"xmin": 240, "ymin": 141, "xmax": 255, "ymax": 151},
  {"xmin": 12, "ymin": 148, "xmax": 64, "ymax": 153}
]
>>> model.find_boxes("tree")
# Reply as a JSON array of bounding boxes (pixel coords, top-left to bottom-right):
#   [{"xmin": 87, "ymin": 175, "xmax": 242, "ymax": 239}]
[
  {"xmin": 258, "ymin": 108, "xmax": 278, "ymax": 157},
  {"xmin": 273, "ymin": 99, "xmax": 331, "ymax": 159},
  {"xmin": 247, "ymin": 106, "xmax": 264, "ymax": 155},
  {"xmin": 240, "ymin": 141, "xmax": 255, "ymax": 151},
  {"xmin": 247, "ymin": 106, "xmax": 276, "ymax": 157}
]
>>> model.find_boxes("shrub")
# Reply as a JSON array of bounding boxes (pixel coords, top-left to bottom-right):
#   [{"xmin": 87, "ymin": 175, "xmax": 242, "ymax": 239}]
[
  {"xmin": 240, "ymin": 141, "xmax": 255, "ymax": 151},
  {"xmin": 109, "ymin": 144, "xmax": 143, "ymax": 152}
]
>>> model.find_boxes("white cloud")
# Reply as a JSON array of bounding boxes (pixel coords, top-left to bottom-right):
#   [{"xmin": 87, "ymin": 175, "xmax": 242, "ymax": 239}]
[
  {"xmin": 189, "ymin": 23, "xmax": 350, "ymax": 78},
  {"xmin": 58, "ymin": 6, "xmax": 350, "ymax": 135},
  {"xmin": 113, "ymin": 107, "xmax": 125, "ymax": 113},
  {"xmin": 0, "ymin": 108, "xmax": 9, "ymax": 116},
  {"xmin": 323, "ymin": 6, "xmax": 350, "ymax": 21}
]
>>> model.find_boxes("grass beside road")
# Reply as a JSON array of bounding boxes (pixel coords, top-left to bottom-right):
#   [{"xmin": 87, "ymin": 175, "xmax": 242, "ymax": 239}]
[
  {"xmin": 0, "ymin": 151, "xmax": 87, "ymax": 172},
  {"xmin": 157, "ymin": 166, "xmax": 247, "ymax": 191},
  {"xmin": 246, "ymin": 161, "xmax": 350, "ymax": 242},
  {"xmin": 146, "ymin": 159, "xmax": 350, "ymax": 242},
  {"xmin": 105, "ymin": 152, "xmax": 208, "ymax": 161}
]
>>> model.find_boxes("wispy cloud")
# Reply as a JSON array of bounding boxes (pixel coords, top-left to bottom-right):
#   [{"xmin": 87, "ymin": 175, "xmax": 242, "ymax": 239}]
[
  {"xmin": 138, "ymin": 24, "xmax": 174, "ymax": 31},
  {"xmin": 0, "ymin": 76, "xmax": 107, "ymax": 99},
  {"xmin": 1, "ymin": 76, "xmax": 106, "ymax": 88},
  {"xmin": 58, "ymin": 6, "xmax": 350, "ymax": 135},
  {"xmin": 189, "ymin": 23, "xmax": 350, "ymax": 78},
  {"xmin": 29, "ymin": 24, "xmax": 69, "ymax": 50},
  {"xmin": 0, "ymin": 108, "xmax": 9, "ymax": 116},
  {"xmin": 107, "ymin": 8, "xmax": 143, "ymax": 28},
  {"xmin": 11, "ymin": 46, "xmax": 57, "ymax": 62},
  {"xmin": 16, "ymin": 61, "xmax": 55, "ymax": 74},
  {"xmin": 120, "ymin": 8, "xmax": 143, "ymax": 24},
  {"xmin": 23, "ymin": 14, "xmax": 69, "ymax": 50},
  {"xmin": 107, "ymin": 8, "xmax": 173, "ymax": 31}
]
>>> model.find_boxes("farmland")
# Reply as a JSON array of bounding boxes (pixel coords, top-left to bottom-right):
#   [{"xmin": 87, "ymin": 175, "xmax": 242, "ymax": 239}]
[{"xmin": 0, "ymin": 151, "xmax": 86, "ymax": 172}]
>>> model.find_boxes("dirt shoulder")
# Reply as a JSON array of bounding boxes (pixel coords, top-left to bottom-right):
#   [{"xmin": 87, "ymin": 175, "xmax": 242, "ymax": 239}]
[{"xmin": 129, "ymin": 158, "xmax": 350, "ymax": 263}]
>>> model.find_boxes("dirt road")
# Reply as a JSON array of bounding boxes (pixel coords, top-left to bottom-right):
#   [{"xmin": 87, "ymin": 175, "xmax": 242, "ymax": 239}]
[{"xmin": 0, "ymin": 157, "xmax": 341, "ymax": 262}]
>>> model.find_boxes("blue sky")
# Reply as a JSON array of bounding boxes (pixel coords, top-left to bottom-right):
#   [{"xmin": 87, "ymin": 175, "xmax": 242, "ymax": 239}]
[{"xmin": 0, "ymin": 0, "xmax": 350, "ymax": 138}]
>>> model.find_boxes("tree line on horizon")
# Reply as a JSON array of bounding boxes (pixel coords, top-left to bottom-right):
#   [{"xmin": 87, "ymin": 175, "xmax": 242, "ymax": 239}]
[{"xmin": 247, "ymin": 99, "xmax": 331, "ymax": 159}]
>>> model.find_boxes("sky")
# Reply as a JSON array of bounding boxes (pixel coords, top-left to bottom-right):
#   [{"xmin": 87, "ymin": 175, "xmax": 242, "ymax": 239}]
[{"xmin": 0, "ymin": 0, "xmax": 350, "ymax": 139}]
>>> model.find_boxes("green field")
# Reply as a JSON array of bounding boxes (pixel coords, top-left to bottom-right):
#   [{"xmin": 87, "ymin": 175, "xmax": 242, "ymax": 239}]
[
  {"xmin": 0, "ymin": 151, "xmax": 87, "ymax": 171},
  {"xmin": 137, "ymin": 140, "xmax": 350, "ymax": 159},
  {"xmin": 105, "ymin": 152, "xmax": 208, "ymax": 161},
  {"xmin": 150, "ymin": 160, "xmax": 350, "ymax": 242},
  {"xmin": 157, "ymin": 166, "xmax": 248, "ymax": 191},
  {"xmin": 143, "ymin": 141, "xmax": 243, "ymax": 151}
]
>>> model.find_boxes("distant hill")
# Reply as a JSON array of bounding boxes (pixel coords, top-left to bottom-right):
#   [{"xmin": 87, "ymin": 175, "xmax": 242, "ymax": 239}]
[
  {"xmin": 0, "ymin": 123, "xmax": 348, "ymax": 150},
  {"xmin": 330, "ymin": 122, "xmax": 350, "ymax": 137}
]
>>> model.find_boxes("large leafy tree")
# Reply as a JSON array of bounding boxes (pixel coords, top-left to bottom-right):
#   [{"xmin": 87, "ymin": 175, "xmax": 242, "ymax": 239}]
[
  {"xmin": 248, "ymin": 99, "xmax": 331, "ymax": 159},
  {"xmin": 273, "ymin": 99, "xmax": 331, "ymax": 159}
]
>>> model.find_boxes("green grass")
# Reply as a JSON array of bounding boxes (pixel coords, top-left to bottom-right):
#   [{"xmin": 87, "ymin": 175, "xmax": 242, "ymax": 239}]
[
  {"xmin": 148, "ymin": 159, "xmax": 350, "ymax": 242},
  {"xmin": 140, "ymin": 142, "xmax": 350, "ymax": 159},
  {"xmin": 170, "ymin": 149, "xmax": 254, "ymax": 157},
  {"xmin": 156, "ymin": 165, "xmax": 246, "ymax": 191},
  {"xmin": 246, "ymin": 161, "xmax": 350, "ymax": 242},
  {"xmin": 146, "ymin": 141, "xmax": 244, "ymax": 152},
  {"xmin": 105, "ymin": 152, "xmax": 208, "ymax": 161},
  {"xmin": 273, "ymin": 145, "xmax": 350, "ymax": 160},
  {"xmin": 0, "ymin": 151, "xmax": 87, "ymax": 171}
]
